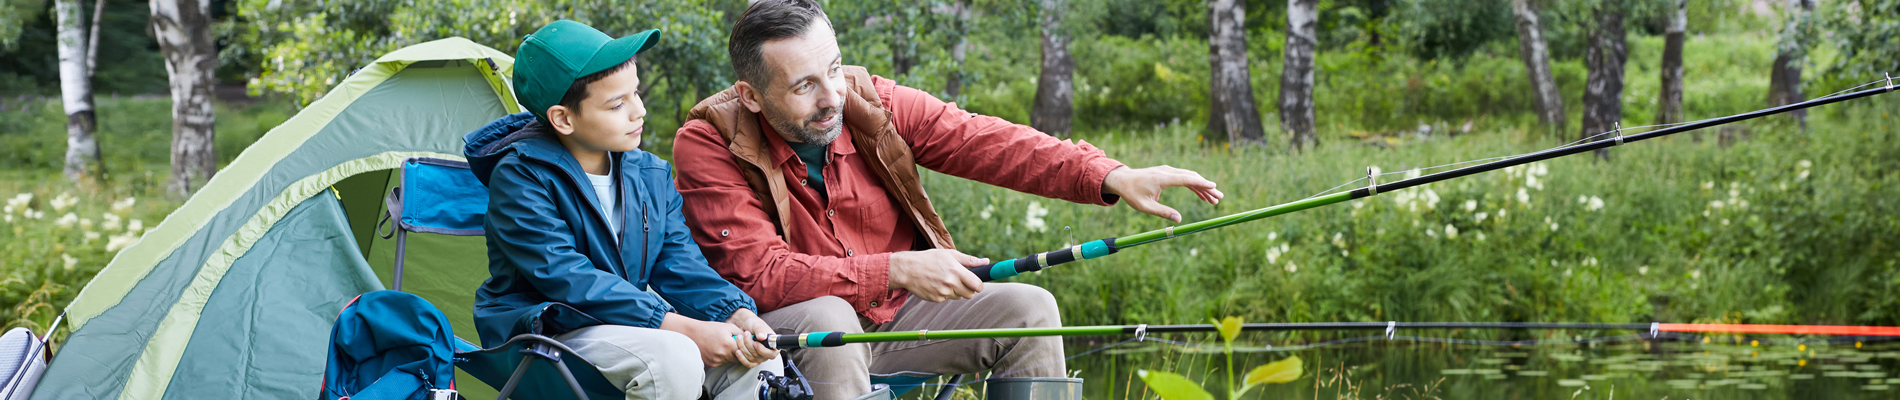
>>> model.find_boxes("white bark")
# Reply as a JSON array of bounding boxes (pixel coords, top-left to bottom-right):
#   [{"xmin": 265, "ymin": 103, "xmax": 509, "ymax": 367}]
[
  {"xmin": 1277, "ymin": 0, "xmax": 1315, "ymax": 149},
  {"xmin": 56, "ymin": 0, "xmax": 101, "ymax": 182},
  {"xmin": 1032, "ymin": 0, "xmax": 1075, "ymax": 137},
  {"xmin": 1580, "ymin": 4, "xmax": 1626, "ymax": 160},
  {"xmin": 86, "ymin": 0, "xmax": 104, "ymax": 76},
  {"xmin": 151, "ymin": 0, "xmax": 219, "ymax": 197},
  {"xmin": 1512, "ymin": 0, "xmax": 1566, "ymax": 135}
]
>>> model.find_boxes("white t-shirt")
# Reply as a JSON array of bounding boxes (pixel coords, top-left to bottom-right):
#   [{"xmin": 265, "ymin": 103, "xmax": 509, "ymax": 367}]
[{"xmin": 584, "ymin": 171, "xmax": 620, "ymax": 236}]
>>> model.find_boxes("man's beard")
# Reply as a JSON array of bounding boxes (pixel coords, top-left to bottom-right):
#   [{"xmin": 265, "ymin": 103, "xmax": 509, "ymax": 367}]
[{"xmin": 764, "ymin": 102, "xmax": 842, "ymax": 146}]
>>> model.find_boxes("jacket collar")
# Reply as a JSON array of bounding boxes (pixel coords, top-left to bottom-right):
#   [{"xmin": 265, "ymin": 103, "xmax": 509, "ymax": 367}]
[{"xmin": 759, "ymin": 115, "xmax": 859, "ymax": 169}]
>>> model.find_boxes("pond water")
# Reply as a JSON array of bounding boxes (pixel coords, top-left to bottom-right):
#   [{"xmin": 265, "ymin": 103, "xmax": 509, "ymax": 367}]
[{"xmin": 911, "ymin": 335, "xmax": 1900, "ymax": 399}]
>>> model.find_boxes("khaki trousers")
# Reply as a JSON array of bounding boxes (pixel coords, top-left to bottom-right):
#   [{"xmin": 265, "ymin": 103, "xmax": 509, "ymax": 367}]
[
  {"xmin": 758, "ymin": 283, "xmax": 1066, "ymax": 400},
  {"xmin": 555, "ymin": 325, "xmax": 783, "ymax": 400}
]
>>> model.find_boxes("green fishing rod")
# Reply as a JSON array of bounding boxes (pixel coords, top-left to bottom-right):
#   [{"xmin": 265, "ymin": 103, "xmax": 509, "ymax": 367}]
[
  {"xmin": 761, "ymin": 321, "xmax": 1900, "ymax": 349},
  {"xmin": 969, "ymin": 77, "xmax": 1899, "ymax": 282}
]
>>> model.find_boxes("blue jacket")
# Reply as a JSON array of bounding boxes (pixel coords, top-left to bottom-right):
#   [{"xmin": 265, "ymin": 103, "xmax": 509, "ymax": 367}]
[{"xmin": 463, "ymin": 112, "xmax": 755, "ymax": 347}]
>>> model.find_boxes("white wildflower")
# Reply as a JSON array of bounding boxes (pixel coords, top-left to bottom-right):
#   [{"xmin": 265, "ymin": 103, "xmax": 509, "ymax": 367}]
[
  {"xmin": 62, "ymin": 254, "xmax": 77, "ymax": 271},
  {"xmin": 1736, "ymin": 200, "xmax": 1748, "ymax": 209},
  {"xmin": 1702, "ymin": 181, "xmax": 1715, "ymax": 190},
  {"xmin": 50, "ymin": 193, "xmax": 76, "ymax": 212},
  {"xmin": 1475, "ymin": 231, "xmax": 1487, "ymax": 241},
  {"xmin": 1266, "ymin": 246, "xmax": 1282, "ymax": 264},
  {"xmin": 79, "ymin": 218, "xmax": 92, "ymax": 229},
  {"xmin": 1798, "ymin": 160, "xmax": 1812, "ymax": 169},
  {"xmin": 1516, "ymin": 188, "xmax": 1530, "ymax": 204},
  {"xmin": 1526, "ymin": 174, "xmax": 1542, "ymax": 190},
  {"xmin": 128, "ymin": 219, "xmax": 144, "ymax": 234},
  {"xmin": 2, "ymin": 215, "xmax": 9, "ymax": 223},
  {"xmin": 83, "ymin": 231, "xmax": 100, "ymax": 243},
  {"xmin": 1331, "ymin": 232, "xmax": 1346, "ymax": 248},
  {"xmin": 102, "ymin": 213, "xmax": 122, "ymax": 231},
  {"xmin": 1638, "ymin": 265, "xmax": 1649, "ymax": 275},
  {"xmin": 1710, "ymin": 200, "xmax": 1725, "ymax": 209},
  {"xmin": 106, "ymin": 234, "xmax": 139, "ymax": 252},
  {"xmin": 1463, "ymin": 199, "xmax": 1477, "ymax": 212},
  {"xmin": 1586, "ymin": 196, "xmax": 1604, "ymax": 212},
  {"xmin": 1285, "ymin": 261, "xmax": 1298, "ymax": 273},
  {"xmin": 1268, "ymin": 232, "xmax": 1278, "ymax": 241},
  {"xmin": 1423, "ymin": 189, "xmax": 1440, "ymax": 209},
  {"xmin": 979, "ymin": 204, "xmax": 994, "ymax": 220},
  {"xmin": 1189, "ymin": 248, "xmax": 1199, "ymax": 257},
  {"xmin": 55, "ymin": 212, "xmax": 78, "ymax": 228},
  {"xmin": 1475, "ymin": 212, "xmax": 1488, "ymax": 222},
  {"xmin": 1531, "ymin": 163, "xmax": 1549, "ymax": 177},
  {"xmin": 1445, "ymin": 224, "xmax": 1459, "ymax": 239},
  {"xmin": 1550, "ymin": 222, "xmax": 1560, "ymax": 232},
  {"xmin": 6, "ymin": 193, "xmax": 32, "ymax": 211},
  {"xmin": 1721, "ymin": 218, "xmax": 1730, "ymax": 226},
  {"xmin": 1426, "ymin": 228, "xmax": 1438, "ymax": 238},
  {"xmin": 1797, "ymin": 169, "xmax": 1810, "ymax": 181},
  {"xmin": 1564, "ymin": 268, "xmax": 1573, "ymax": 277},
  {"xmin": 1584, "ymin": 257, "xmax": 1598, "ymax": 267},
  {"xmin": 1497, "ymin": 208, "xmax": 1506, "ymax": 220},
  {"xmin": 1728, "ymin": 189, "xmax": 1740, "ymax": 199},
  {"xmin": 1405, "ymin": 168, "xmax": 1423, "ymax": 180},
  {"xmin": 111, "ymin": 197, "xmax": 136, "ymax": 213},
  {"xmin": 1578, "ymin": 195, "xmax": 1588, "ymax": 204},
  {"xmin": 1024, "ymin": 202, "xmax": 1048, "ymax": 232}
]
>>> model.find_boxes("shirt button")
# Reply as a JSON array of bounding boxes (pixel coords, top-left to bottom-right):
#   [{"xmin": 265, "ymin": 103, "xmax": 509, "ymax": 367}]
[
  {"xmin": 827, "ymin": 209, "xmax": 834, "ymax": 216},
  {"xmin": 869, "ymin": 301, "xmax": 879, "ymax": 307},
  {"xmin": 800, "ymin": 179, "xmax": 807, "ymax": 186},
  {"xmin": 847, "ymin": 250, "xmax": 854, "ymax": 256},
  {"xmin": 720, "ymin": 229, "xmax": 729, "ymax": 237}
]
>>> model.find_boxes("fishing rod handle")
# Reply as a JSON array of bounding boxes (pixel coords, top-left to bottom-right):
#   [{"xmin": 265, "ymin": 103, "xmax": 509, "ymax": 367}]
[
  {"xmin": 968, "ymin": 238, "xmax": 1119, "ymax": 281},
  {"xmin": 763, "ymin": 332, "xmax": 846, "ymax": 350}
]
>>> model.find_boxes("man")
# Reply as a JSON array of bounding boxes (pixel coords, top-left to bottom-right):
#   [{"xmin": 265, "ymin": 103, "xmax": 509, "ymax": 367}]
[{"xmin": 673, "ymin": 1, "xmax": 1223, "ymax": 398}]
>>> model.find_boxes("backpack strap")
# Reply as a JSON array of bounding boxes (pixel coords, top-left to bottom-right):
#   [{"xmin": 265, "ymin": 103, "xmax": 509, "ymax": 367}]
[{"xmin": 342, "ymin": 369, "xmax": 426, "ymax": 400}]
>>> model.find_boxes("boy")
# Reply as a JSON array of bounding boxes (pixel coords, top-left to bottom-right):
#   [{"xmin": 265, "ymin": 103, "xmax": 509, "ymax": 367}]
[{"xmin": 462, "ymin": 20, "xmax": 779, "ymax": 399}]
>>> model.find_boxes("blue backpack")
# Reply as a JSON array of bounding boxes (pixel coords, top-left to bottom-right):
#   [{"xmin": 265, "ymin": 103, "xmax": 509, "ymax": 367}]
[{"xmin": 321, "ymin": 290, "xmax": 459, "ymax": 400}]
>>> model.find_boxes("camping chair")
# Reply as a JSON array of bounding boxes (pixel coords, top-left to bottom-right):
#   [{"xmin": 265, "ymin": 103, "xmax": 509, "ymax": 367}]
[{"xmin": 379, "ymin": 157, "xmax": 618, "ymax": 400}]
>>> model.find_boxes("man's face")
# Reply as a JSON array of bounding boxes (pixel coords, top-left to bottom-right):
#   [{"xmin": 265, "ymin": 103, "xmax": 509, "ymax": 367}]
[{"xmin": 753, "ymin": 18, "xmax": 846, "ymax": 146}]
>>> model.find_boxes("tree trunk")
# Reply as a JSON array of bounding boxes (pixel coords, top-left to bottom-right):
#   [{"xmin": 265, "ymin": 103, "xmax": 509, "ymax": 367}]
[
  {"xmin": 152, "ymin": 0, "xmax": 219, "ymax": 197},
  {"xmin": 891, "ymin": 21, "xmax": 916, "ymax": 77},
  {"xmin": 1203, "ymin": 0, "xmax": 1267, "ymax": 146},
  {"xmin": 1511, "ymin": 0, "xmax": 1565, "ymax": 136},
  {"xmin": 86, "ymin": 0, "xmax": 104, "ymax": 76},
  {"xmin": 944, "ymin": 0, "xmax": 970, "ymax": 99},
  {"xmin": 1277, "ymin": 0, "xmax": 1315, "ymax": 149},
  {"xmin": 1031, "ymin": 0, "xmax": 1075, "ymax": 137},
  {"xmin": 56, "ymin": 0, "xmax": 101, "ymax": 183},
  {"xmin": 1655, "ymin": 0, "xmax": 1686, "ymax": 126},
  {"xmin": 1766, "ymin": 0, "xmax": 1813, "ymax": 128},
  {"xmin": 1579, "ymin": 4, "xmax": 1625, "ymax": 161}
]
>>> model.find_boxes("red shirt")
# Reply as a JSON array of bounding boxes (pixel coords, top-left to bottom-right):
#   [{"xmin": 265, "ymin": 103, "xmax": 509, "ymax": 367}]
[{"xmin": 674, "ymin": 75, "xmax": 1125, "ymax": 323}]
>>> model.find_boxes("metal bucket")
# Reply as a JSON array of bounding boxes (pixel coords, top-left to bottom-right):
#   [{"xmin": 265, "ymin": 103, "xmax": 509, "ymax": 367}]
[{"xmin": 984, "ymin": 377, "xmax": 1082, "ymax": 400}]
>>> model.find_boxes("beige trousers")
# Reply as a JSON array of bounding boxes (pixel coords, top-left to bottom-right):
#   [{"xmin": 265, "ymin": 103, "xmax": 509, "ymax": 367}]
[
  {"xmin": 758, "ymin": 283, "xmax": 1066, "ymax": 400},
  {"xmin": 555, "ymin": 325, "xmax": 783, "ymax": 400}
]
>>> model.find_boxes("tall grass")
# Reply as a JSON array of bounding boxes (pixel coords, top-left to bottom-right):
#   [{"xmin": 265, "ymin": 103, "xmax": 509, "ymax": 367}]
[{"xmin": 926, "ymin": 94, "xmax": 1900, "ymax": 337}]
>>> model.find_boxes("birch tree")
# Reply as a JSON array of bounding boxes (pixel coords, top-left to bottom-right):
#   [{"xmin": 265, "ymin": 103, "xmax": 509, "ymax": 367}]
[
  {"xmin": 1579, "ymin": 1, "xmax": 1626, "ymax": 160},
  {"xmin": 1512, "ymin": 0, "xmax": 1566, "ymax": 136},
  {"xmin": 151, "ymin": 0, "xmax": 218, "ymax": 197},
  {"xmin": 1032, "ymin": 0, "xmax": 1075, "ymax": 137},
  {"xmin": 55, "ymin": 0, "xmax": 101, "ymax": 182},
  {"xmin": 1766, "ymin": 0, "xmax": 1814, "ymax": 128},
  {"xmin": 1654, "ymin": 0, "xmax": 1686, "ymax": 126},
  {"xmin": 1277, "ymin": 0, "xmax": 1316, "ymax": 149},
  {"xmin": 1203, "ymin": 0, "xmax": 1267, "ymax": 146}
]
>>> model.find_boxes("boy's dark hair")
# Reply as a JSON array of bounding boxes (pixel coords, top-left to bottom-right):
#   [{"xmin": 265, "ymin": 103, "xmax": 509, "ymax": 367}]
[
  {"xmin": 728, "ymin": 0, "xmax": 830, "ymax": 89},
  {"xmin": 555, "ymin": 56, "xmax": 638, "ymax": 113}
]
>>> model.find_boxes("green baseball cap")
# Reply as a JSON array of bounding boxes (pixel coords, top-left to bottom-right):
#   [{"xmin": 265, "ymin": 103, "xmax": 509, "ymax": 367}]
[{"xmin": 514, "ymin": 20, "xmax": 660, "ymax": 122}]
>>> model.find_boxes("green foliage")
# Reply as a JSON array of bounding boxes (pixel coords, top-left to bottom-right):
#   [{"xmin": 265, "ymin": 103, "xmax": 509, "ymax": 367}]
[
  {"xmin": 0, "ymin": 0, "xmax": 171, "ymax": 95},
  {"xmin": 223, "ymin": 0, "xmax": 738, "ymax": 149},
  {"xmin": 1386, "ymin": 0, "xmax": 1514, "ymax": 61},
  {"xmin": 0, "ymin": 0, "xmax": 45, "ymax": 50},
  {"xmin": 1140, "ymin": 316, "xmax": 1303, "ymax": 399},
  {"xmin": 1819, "ymin": 0, "xmax": 1900, "ymax": 82}
]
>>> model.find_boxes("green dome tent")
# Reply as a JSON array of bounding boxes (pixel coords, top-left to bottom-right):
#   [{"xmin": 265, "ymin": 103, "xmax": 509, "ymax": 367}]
[{"xmin": 34, "ymin": 38, "xmax": 518, "ymax": 399}]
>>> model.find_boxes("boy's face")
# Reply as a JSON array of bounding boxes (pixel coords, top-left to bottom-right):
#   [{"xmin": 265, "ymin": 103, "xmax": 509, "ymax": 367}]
[
  {"xmin": 549, "ymin": 64, "xmax": 646, "ymax": 154},
  {"xmin": 744, "ymin": 18, "xmax": 846, "ymax": 146}
]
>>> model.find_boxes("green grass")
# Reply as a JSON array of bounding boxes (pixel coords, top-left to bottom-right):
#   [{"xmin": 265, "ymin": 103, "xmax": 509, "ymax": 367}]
[{"xmin": 0, "ymin": 96, "xmax": 293, "ymax": 333}]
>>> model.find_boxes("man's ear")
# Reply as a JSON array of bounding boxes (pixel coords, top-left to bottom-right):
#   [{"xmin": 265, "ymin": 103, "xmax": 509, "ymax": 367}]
[
  {"xmin": 546, "ymin": 105, "xmax": 577, "ymax": 136},
  {"xmin": 735, "ymin": 81, "xmax": 764, "ymax": 114}
]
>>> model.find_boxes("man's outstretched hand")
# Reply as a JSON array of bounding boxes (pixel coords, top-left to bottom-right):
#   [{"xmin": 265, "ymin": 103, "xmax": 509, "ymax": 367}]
[{"xmin": 1102, "ymin": 165, "xmax": 1224, "ymax": 223}]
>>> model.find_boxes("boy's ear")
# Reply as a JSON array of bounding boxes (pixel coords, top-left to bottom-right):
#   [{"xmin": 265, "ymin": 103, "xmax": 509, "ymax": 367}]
[
  {"xmin": 546, "ymin": 105, "xmax": 577, "ymax": 136},
  {"xmin": 735, "ymin": 81, "xmax": 764, "ymax": 114}
]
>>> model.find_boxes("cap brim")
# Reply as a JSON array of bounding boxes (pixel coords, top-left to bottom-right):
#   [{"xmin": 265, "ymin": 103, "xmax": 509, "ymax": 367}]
[{"xmin": 579, "ymin": 29, "xmax": 660, "ymax": 77}]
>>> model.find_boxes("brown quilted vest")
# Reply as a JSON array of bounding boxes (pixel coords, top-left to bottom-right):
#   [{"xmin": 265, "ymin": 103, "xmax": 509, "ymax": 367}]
[{"xmin": 685, "ymin": 66, "xmax": 956, "ymax": 250}]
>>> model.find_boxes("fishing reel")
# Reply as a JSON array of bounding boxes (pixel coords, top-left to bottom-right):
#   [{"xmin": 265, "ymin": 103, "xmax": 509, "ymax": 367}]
[{"xmin": 757, "ymin": 352, "xmax": 815, "ymax": 400}]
